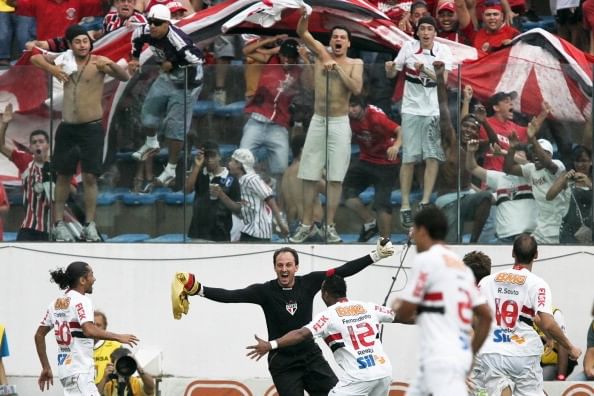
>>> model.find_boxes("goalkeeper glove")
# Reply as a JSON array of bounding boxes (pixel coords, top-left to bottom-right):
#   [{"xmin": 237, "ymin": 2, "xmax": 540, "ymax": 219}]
[
  {"xmin": 171, "ymin": 272, "xmax": 201, "ymax": 320},
  {"xmin": 370, "ymin": 238, "xmax": 394, "ymax": 262}
]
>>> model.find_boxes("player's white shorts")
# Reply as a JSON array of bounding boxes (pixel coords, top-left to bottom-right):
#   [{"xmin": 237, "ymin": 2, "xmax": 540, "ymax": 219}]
[
  {"xmin": 406, "ymin": 358, "xmax": 470, "ymax": 396},
  {"xmin": 60, "ymin": 372, "xmax": 100, "ymax": 396},
  {"xmin": 471, "ymin": 353, "xmax": 543, "ymax": 396},
  {"xmin": 330, "ymin": 376, "xmax": 391, "ymax": 396}
]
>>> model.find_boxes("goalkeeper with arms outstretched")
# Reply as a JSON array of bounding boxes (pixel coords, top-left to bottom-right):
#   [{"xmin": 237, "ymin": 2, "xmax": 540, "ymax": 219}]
[{"xmin": 171, "ymin": 241, "xmax": 395, "ymax": 396}]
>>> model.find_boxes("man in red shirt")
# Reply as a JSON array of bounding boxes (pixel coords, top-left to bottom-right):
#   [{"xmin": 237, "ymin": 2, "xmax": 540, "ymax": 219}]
[
  {"xmin": 11, "ymin": 0, "xmax": 102, "ymax": 40},
  {"xmin": 436, "ymin": 1, "xmax": 475, "ymax": 44},
  {"xmin": 478, "ymin": 91, "xmax": 549, "ymax": 171},
  {"xmin": 471, "ymin": 0, "xmax": 519, "ymax": 57},
  {"xmin": 344, "ymin": 96, "xmax": 401, "ymax": 242}
]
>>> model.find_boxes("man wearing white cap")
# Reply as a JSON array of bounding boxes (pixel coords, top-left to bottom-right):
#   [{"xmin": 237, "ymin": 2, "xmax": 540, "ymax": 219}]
[
  {"xmin": 128, "ymin": 4, "xmax": 203, "ymax": 187},
  {"xmin": 503, "ymin": 117, "xmax": 570, "ymax": 244},
  {"xmin": 228, "ymin": 148, "xmax": 289, "ymax": 241}
]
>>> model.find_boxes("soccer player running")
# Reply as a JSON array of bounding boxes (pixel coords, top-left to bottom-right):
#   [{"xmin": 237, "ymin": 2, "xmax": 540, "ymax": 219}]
[
  {"xmin": 171, "ymin": 241, "xmax": 395, "ymax": 396},
  {"xmin": 471, "ymin": 234, "xmax": 582, "ymax": 396},
  {"xmin": 247, "ymin": 274, "xmax": 394, "ymax": 395},
  {"xmin": 391, "ymin": 207, "xmax": 492, "ymax": 396},
  {"xmin": 35, "ymin": 261, "xmax": 138, "ymax": 395}
]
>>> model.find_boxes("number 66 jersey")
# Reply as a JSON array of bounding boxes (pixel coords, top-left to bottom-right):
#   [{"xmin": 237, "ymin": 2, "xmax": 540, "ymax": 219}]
[
  {"xmin": 40, "ymin": 289, "xmax": 95, "ymax": 379},
  {"xmin": 478, "ymin": 265, "xmax": 552, "ymax": 357}
]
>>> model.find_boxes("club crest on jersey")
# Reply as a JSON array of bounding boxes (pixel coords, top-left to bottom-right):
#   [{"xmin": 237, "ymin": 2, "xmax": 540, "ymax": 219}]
[{"xmin": 286, "ymin": 301, "xmax": 298, "ymax": 316}]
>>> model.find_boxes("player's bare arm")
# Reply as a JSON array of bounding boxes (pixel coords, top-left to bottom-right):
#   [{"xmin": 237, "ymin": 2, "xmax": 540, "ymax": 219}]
[
  {"xmin": 81, "ymin": 322, "xmax": 139, "ymax": 346},
  {"xmin": 246, "ymin": 328, "xmax": 313, "ymax": 361},
  {"xmin": 391, "ymin": 299, "xmax": 417, "ymax": 324},
  {"xmin": 471, "ymin": 303, "xmax": 492, "ymax": 354},
  {"xmin": 34, "ymin": 325, "xmax": 54, "ymax": 391},
  {"xmin": 93, "ymin": 55, "xmax": 130, "ymax": 82},
  {"xmin": 537, "ymin": 312, "xmax": 582, "ymax": 361}
]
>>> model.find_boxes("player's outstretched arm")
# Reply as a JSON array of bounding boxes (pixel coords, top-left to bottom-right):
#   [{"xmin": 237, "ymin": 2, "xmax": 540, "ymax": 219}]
[
  {"xmin": 34, "ymin": 325, "xmax": 53, "ymax": 392},
  {"xmin": 81, "ymin": 322, "xmax": 139, "ymax": 346},
  {"xmin": 538, "ymin": 312, "xmax": 582, "ymax": 361},
  {"xmin": 246, "ymin": 329, "xmax": 313, "ymax": 361}
]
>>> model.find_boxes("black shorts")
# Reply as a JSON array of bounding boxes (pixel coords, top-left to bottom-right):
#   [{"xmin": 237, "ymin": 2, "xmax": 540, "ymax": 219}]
[
  {"xmin": 556, "ymin": 6, "xmax": 583, "ymax": 25},
  {"xmin": 268, "ymin": 346, "xmax": 337, "ymax": 396},
  {"xmin": 53, "ymin": 120, "xmax": 104, "ymax": 176},
  {"xmin": 343, "ymin": 159, "xmax": 399, "ymax": 213}
]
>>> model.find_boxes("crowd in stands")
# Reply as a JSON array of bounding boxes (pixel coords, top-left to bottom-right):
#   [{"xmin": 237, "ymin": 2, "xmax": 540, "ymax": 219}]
[{"xmin": 0, "ymin": 0, "xmax": 592, "ymax": 244}]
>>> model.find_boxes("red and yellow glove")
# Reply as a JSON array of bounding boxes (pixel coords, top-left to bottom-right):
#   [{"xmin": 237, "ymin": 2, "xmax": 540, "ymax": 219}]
[{"xmin": 171, "ymin": 272, "xmax": 201, "ymax": 320}]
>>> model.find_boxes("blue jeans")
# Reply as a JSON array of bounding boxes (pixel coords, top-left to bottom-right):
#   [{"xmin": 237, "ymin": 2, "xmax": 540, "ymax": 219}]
[
  {"xmin": 0, "ymin": 12, "xmax": 36, "ymax": 60},
  {"xmin": 240, "ymin": 115, "xmax": 289, "ymax": 175}
]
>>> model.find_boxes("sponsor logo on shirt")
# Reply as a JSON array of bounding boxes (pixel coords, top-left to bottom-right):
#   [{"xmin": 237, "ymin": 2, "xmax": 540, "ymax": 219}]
[
  {"xmin": 493, "ymin": 328, "xmax": 526, "ymax": 344},
  {"xmin": 494, "ymin": 272, "xmax": 527, "ymax": 285},
  {"xmin": 537, "ymin": 288, "xmax": 546, "ymax": 307},
  {"xmin": 54, "ymin": 297, "xmax": 71, "ymax": 310},
  {"xmin": 312, "ymin": 315, "xmax": 329, "ymax": 332},
  {"xmin": 75, "ymin": 302, "xmax": 87, "ymax": 321},
  {"xmin": 335, "ymin": 304, "xmax": 366, "ymax": 317}
]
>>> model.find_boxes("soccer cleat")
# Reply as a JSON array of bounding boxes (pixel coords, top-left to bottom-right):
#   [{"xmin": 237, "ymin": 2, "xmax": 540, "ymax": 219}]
[
  {"xmin": 82, "ymin": 221, "xmax": 101, "ymax": 242},
  {"xmin": 53, "ymin": 221, "xmax": 75, "ymax": 242},
  {"xmin": 400, "ymin": 209, "xmax": 413, "ymax": 228},
  {"xmin": 323, "ymin": 224, "xmax": 342, "ymax": 243},
  {"xmin": 131, "ymin": 141, "xmax": 160, "ymax": 162},
  {"xmin": 358, "ymin": 223, "xmax": 379, "ymax": 242}
]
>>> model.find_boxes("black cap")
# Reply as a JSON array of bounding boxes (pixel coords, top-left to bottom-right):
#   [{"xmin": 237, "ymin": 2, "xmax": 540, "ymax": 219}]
[
  {"xmin": 488, "ymin": 91, "xmax": 518, "ymax": 110},
  {"xmin": 202, "ymin": 140, "xmax": 219, "ymax": 156},
  {"xmin": 65, "ymin": 25, "xmax": 91, "ymax": 43},
  {"xmin": 279, "ymin": 39, "xmax": 299, "ymax": 59}
]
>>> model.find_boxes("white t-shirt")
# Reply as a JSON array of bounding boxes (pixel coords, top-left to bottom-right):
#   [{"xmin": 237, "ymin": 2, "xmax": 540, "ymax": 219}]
[
  {"xmin": 478, "ymin": 266, "xmax": 553, "ymax": 357},
  {"xmin": 40, "ymin": 289, "xmax": 94, "ymax": 379},
  {"xmin": 305, "ymin": 300, "xmax": 394, "ymax": 383},
  {"xmin": 400, "ymin": 244, "xmax": 485, "ymax": 363},
  {"xmin": 520, "ymin": 161, "xmax": 569, "ymax": 243},
  {"xmin": 485, "ymin": 170, "xmax": 537, "ymax": 238},
  {"xmin": 394, "ymin": 40, "xmax": 453, "ymax": 116}
]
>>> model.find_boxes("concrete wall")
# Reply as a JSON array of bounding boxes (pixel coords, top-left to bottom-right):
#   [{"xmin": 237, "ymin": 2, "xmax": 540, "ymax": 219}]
[{"xmin": 1, "ymin": 242, "xmax": 592, "ymax": 394}]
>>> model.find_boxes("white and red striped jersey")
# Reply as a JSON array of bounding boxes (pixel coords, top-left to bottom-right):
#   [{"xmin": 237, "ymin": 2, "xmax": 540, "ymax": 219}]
[
  {"xmin": 400, "ymin": 244, "xmax": 485, "ymax": 363},
  {"xmin": 305, "ymin": 299, "xmax": 393, "ymax": 383},
  {"xmin": 238, "ymin": 172, "xmax": 273, "ymax": 239},
  {"xmin": 40, "ymin": 289, "xmax": 94, "ymax": 379},
  {"xmin": 103, "ymin": 10, "xmax": 147, "ymax": 33},
  {"xmin": 10, "ymin": 150, "xmax": 51, "ymax": 233},
  {"xmin": 478, "ymin": 266, "xmax": 553, "ymax": 357}
]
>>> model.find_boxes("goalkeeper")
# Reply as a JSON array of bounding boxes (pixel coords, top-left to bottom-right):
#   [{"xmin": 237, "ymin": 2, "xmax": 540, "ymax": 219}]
[{"xmin": 171, "ymin": 240, "xmax": 395, "ymax": 396}]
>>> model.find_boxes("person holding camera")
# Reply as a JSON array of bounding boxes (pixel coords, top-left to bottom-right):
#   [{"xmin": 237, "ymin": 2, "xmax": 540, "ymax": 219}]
[{"xmin": 99, "ymin": 348, "xmax": 155, "ymax": 396}]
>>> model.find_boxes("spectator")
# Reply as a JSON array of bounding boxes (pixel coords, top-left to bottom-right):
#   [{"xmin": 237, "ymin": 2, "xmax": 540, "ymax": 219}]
[
  {"xmin": 31, "ymin": 25, "xmax": 130, "ymax": 242},
  {"xmin": 185, "ymin": 140, "xmax": 241, "ymax": 241},
  {"xmin": 93, "ymin": 311, "xmax": 122, "ymax": 391},
  {"xmin": 553, "ymin": 0, "xmax": 586, "ymax": 51},
  {"xmin": 436, "ymin": 0, "xmax": 474, "ymax": 44},
  {"xmin": 281, "ymin": 134, "xmax": 324, "ymax": 238},
  {"xmin": 290, "ymin": 8, "xmax": 363, "ymax": 243},
  {"xmin": 478, "ymin": 92, "xmax": 548, "ymax": 172},
  {"xmin": 242, "ymin": 34, "xmax": 280, "ymax": 102},
  {"xmin": 166, "ymin": 1, "xmax": 188, "ymax": 19},
  {"xmin": 102, "ymin": 0, "xmax": 147, "ymax": 37},
  {"xmin": 396, "ymin": 0, "xmax": 431, "ymax": 35},
  {"xmin": 567, "ymin": 301, "xmax": 594, "ymax": 381},
  {"xmin": 0, "ymin": 0, "xmax": 35, "ymax": 65},
  {"xmin": 240, "ymin": 37, "xmax": 304, "ymax": 189},
  {"xmin": 11, "ymin": 0, "xmax": 103, "ymax": 40},
  {"xmin": 0, "ymin": 182, "xmax": 7, "ymax": 241},
  {"xmin": 434, "ymin": 61, "xmax": 492, "ymax": 242},
  {"xmin": 546, "ymin": 145, "xmax": 593, "ymax": 243},
  {"xmin": 228, "ymin": 148, "xmax": 288, "ymax": 242},
  {"xmin": 462, "ymin": 250, "xmax": 492, "ymax": 283},
  {"xmin": 472, "ymin": 234, "xmax": 582, "ymax": 395},
  {"xmin": 385, "ymin": 16, "xmax": 453, "ymax": 228},
  {"xmin": 0, "ymin": 104, "xmax": 53, "ymax": 241},
  {"xmin": 344, "ymin": 95, "xmax": 401, "ymax": 242},
  {"xmin": 100, "ymin": 347, "xmax": 155, "ymax": 396},
  {"xmin": 129, "ymin": 4, "xmax": 203, "ymax": 187},
  {"xmin": 504, "ymin": 127, "xmax": 569, "ymax": 244},
  {"xmin": 465, "ymin": 138, "xmax": 537, "ymax": 243},
  {"xmin": 458, "ymin": 0, "xmax": 519, "ymax": 57},
  {"xmin": 534, "ymin": 307, "xmax": 576, "ymax": 381}
]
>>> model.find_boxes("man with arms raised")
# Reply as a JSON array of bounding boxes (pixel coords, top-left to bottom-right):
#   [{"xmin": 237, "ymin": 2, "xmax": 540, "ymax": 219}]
[
  {"xmin": 289, "ymin": 7, "xmax": 363, "ymax": 244},
  {"xmin": 171, "ymin": 242, "xmax": 395, "ymax": 396},
  {"xmin": 31, "ymin": 25, "xmax": 130, "ymax": 242}
]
